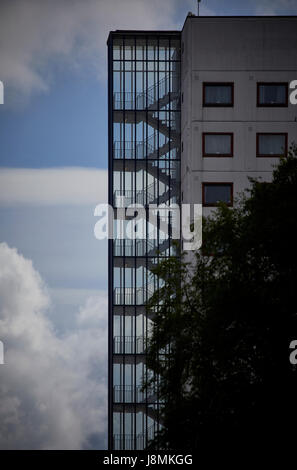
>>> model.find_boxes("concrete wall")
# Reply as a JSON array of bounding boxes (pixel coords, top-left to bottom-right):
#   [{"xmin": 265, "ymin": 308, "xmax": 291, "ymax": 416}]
[{"xmin": 181, "ymin": 16, "xmax": 297, "ymax": 218}]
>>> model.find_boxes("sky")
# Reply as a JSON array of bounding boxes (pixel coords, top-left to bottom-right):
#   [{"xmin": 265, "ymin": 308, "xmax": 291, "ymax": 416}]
[{"xmin": 0, "ymin": 0, "xmax": 297, "ymax": 451}]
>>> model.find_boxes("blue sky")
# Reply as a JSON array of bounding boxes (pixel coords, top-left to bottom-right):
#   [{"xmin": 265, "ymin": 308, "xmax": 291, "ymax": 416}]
[
  {"xmin": 1, "ymin": 0, "xmax": 296, "ymax": 168},
  {"xmin": 0, "ymin": 0, "xmax": 296, "ymax": 451},
  {"xmin": 0, "ymin": 73, "xmax": 106, "ymax": 168}
]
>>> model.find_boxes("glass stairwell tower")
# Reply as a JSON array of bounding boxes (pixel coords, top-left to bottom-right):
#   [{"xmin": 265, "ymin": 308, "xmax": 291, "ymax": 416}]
[{"xmin": 107, "ymin": 31, "xmax": 181, "ymax": 450}]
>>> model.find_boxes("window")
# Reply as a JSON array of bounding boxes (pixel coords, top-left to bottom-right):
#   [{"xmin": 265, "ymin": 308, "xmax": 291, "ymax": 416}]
[
  {"xmin": 203, "ymin": 83, "xmax": 234, "ymax": 107},
  {"xmin": 202, "ymin": 183, "xmax": 233, "ymax": 207},
  {"xmin": 256, "ymin": 133, "xmax": 287, "ymax": 157},
  {"xmin": 203, "ymin": 133, "xmax": 233, "ymax": 157},
  {"xmin": 257, "ymin": 83, "xmax": 288, "ymax": 107}
]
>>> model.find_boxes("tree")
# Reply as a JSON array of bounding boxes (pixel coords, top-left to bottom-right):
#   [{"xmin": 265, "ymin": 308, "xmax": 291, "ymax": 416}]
[{"xmin": 144, "ymin": 145, "xmax": 297, "ymax": 451}]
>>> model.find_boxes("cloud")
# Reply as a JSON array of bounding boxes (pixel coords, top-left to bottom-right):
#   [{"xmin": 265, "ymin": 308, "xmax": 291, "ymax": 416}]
[
  {"xmin": 0, "ymin": 167, "xmax": 107, "ymax": 205},
  {"xmin": 253, "ymin": 0, "xmax": 297, "ymax": 14},
  {"xmin": 2, "ymin": 0, "xmax": 296, "ymax": 103},
  {"xmin": 0, "ymin": 242, "xmax": 108, "ymax": 449},
  {"xmin": 48, "ymin": 288, "xmax": 108, "ymax": 334},
  {"xmin": 0, "ymin": 0, "xmax": 188, "ymax": 100}
]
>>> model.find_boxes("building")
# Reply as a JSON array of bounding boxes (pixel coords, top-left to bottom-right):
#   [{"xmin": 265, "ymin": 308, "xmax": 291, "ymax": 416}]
[{"xmin": 107, "ymin": 15, "xmax": 297, "ymax": 450}]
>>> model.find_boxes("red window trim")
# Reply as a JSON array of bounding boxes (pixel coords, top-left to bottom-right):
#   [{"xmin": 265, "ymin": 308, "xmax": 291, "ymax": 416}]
[
  {"xmin": 202, "ymin": 182, "xmax": 234, "ymax": 207},
  {"xmin": 202, "ymin": 132, "xmax": 234, "ymax": 157},
  {"xmin": 257, "ymin": 82, "xmax": 288, "ymax": 107},
  {"xmin": 256, "ymin": 132, "xmax": 288, "ymax": 158},
  {"xmin": 203, "ymin": 82, "xmax": 234, "ymax": 107}
]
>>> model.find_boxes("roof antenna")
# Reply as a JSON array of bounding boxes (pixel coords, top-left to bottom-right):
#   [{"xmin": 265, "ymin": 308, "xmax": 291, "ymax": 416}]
[{"xmin": 197, "ymin": 0, "xmax": 201, "ymax": 16}]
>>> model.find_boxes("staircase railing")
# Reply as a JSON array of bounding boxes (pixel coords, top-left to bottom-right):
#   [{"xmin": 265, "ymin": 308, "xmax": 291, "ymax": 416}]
[
  {"xmin": 113, "ymin": 424, "xmax": 156, "ymax": 450},
  {"xmin": 113, "ymin": 132, "xmax": 172, "ymax": 160},
  {"xmin": 113, "ymin": 335, "xmax": 146, "ymax": 354},
  {"xmin": 113, "ymin": 285, "xmax": 155, "ymax": 305},
  {"xmin": 114, "ymin": 239, "xmax": 161, "ymax": 257},
  {"xmin": 113, "ymin": 182, "xmax": 157, "ymax": 207},
  {"xmin": 113, "ymin": 73, "xmax": 179, "ymax": 110}
]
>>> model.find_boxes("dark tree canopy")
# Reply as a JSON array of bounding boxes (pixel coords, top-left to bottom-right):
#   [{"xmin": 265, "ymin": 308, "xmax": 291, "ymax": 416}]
[{"xmin": 145, "ymin": 146, "xmax": 297, "ymax": 452}]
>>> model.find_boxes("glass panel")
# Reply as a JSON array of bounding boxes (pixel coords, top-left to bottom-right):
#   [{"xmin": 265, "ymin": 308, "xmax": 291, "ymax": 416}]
[
  {"xmin": 113, "ymin": 73, "xmax": 123, "ymax": 107},
  {"xmin": 204, "ymin": 84, "xmax": 232, "ymax": 105},
  {"xmin": 111, "ymin": 32, "xmax": 181, "ymax": 450},
  {"xmin": 124, "ymin": 412, "xmax": 134, "ymax": 435},
  {"xmin": 124, "ymin": 38, "xmax": 135, "ymax": 60},
  {"xmin": 204, "ymin": 134, "xmax": 232, "ymax": 155},
  {"xmin": 113, "ymin": 38, "xmax": 123, "ymax": 60},
  {"xmin": 170, "ymin": 62, "xmax": 180, "ymax": 110},
  {"xmin": 113, "ymin": 61, "xmax": 122, "ymax": 71},
  {"xmin": 259, "ymin": 84, "xmax": 287, "ymax": 105},
  {"xmin": 170, "ymin": 38, "xmax": 181, "ymax": 60},
  {"xmin": 159, "ymin": 38, "xmax": 169, "ymax": 61},
  {"xmin": 204, "ymin": 184, "xmax": 232, "ymax": 205},
  {"xmin": 136, "ymin": 37, "xmax": 146, "ymax": 60},
  {"xmin": 136, "ymin": 61, "xmax": 144, "ymax": 71},
  {"xmin": 258, "ymin": 134, "xmax": 286, "ymax": 155},
  {"xmin": 113, "ymin": 113, "xmax": 124, "ymax": 157},
  {"xmin": 147, "ymin": 38, "xmax": 158, "ymax": 61}
]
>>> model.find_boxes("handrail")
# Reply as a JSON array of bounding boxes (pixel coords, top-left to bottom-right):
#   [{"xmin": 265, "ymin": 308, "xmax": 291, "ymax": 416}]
[
  {"xmin": 113, "ymin": 73, "xmax": 179, "ymax": 110},
  {"xmin": 113, "ymin": 335, "xmax": 146, "ymax": 354},
  {"xmin": 113, "ymin": 285, "xmax": 155, "ymax": 305},
  {"xmin": 113, "ymin": 182, "xmax": 159, "ymax": 207},
  {"xmin": 113, "ymin": 384, "xmax": 156, "ymax": 404},
  {"xmin": 113, "ymin": 424, "xmax": 156, "ymax": 450},
  {"xmin": 113, "ymin": 238, "xmax": 159, "ymax": 257}
]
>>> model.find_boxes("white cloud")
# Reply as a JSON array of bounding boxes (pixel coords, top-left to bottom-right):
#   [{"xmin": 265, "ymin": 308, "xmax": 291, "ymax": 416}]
[
  {"xmin": 0, "ymin": 167, "xmax": 107, "ymax": 205},
  {"xmin": 0, "ymin": 0, "xmax": 188, "ymax": 100},
  {"xmin": 2, "ymin": 0, "xmax": 296, "ymax": 103},
  {"xmin": 48, "ymin": 288, "xmax": 108, "ymax": 335},
  {"xmin": 0, "ymin": 242, "xmax": 108, "ymax": 449},
  {"xmin": 254, "ymin": 0, "xmax": 297, "ymax": 14}
]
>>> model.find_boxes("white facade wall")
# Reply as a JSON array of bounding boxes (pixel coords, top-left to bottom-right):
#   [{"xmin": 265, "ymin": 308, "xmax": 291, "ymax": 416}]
[{"xmin": 181, "ymin": 16, "xmax": 297, "ymax": 217}]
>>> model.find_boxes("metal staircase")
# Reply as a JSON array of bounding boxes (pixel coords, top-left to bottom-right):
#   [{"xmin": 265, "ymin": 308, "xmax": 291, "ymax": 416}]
[
  {"xmin": 113, "ymin": 132, "xmax": 175, "ymax": 160},
  {"xmin": 113, "ymin": 238, "xmax": 170, "ymax": 258},
  {"xmin": 113, "ymin": 336, "xmax": 146, "ymax": 355},
  {"xmin": 113, "ymin": 424, "xmax": 156, "ymax": 451},
  {"xmin": 113, "ymin": 74, "xmax": 179, "ymax": 111},
  {"xmin": 113, "ymin": 385, "xmax": 157, "ymax": 404},
  {"xmin": 111, "ymin": 42, "xmax": 180, "ymax": 450},
  {"xmin": 113, "ymin": 284, "xmax": 155, "ymax": 305}
]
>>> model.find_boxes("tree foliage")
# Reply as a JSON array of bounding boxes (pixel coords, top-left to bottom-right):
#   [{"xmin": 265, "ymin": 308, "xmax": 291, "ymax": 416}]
[{"xmin": 145, "ymin": 146, "xmax": 297, "ymax": 451}]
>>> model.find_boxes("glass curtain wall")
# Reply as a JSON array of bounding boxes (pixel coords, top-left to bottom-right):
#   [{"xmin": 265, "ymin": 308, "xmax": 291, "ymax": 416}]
[{"xmin": 108, "ymin": 32, "xmax": 181, "ymax": 450}]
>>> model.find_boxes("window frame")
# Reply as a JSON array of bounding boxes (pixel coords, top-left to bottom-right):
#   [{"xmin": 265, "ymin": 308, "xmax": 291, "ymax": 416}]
[
  {"xmin": 203, "ymin": 82, "xmax": 234, "ymax": 107},
  {"xmin": 202, "ymin": 182, "xmax": 234, "ymax": 207},
  {"xmin": 202, "ymin": 132, "xmax": 234, "ymax": 157},
  {"xmin": 256, "ymin": 132, "xmax": 288, "ymax": 158},
  {"xmin": 257, "ymin": 82, "xmax": 288, "ymax": 107}
]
